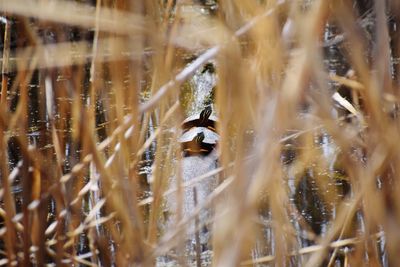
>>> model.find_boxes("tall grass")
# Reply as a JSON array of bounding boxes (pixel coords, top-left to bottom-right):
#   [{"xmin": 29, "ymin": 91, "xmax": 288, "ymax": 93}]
[{"xmin": 0, "ymin": 0, "xmax": 399, "ymax": 266}]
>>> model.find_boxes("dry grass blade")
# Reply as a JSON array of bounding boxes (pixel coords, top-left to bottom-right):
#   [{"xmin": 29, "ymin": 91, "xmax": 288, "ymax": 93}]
[
  {"xmin": 0, "ymin": 0, "xmax": 399, "ymax": 265},
  {"xmin": 0, "ymin": 0, "xmax": 146, "ymax": 35},
  {"xmin": 0, "ymin": 38, "xmax": 147, "ymax": 72},
  {"xmin": 241, "ymin": 232, "xmax": 384, "ymax": 265}
]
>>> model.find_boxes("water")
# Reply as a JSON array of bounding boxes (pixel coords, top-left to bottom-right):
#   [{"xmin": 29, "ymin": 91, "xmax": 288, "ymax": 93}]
[
  {"xmin": 189, "ymin": 65, "xmax": 216, "ymax": 115},
  {"xmin": 163, "ymin": 151, "xmax": 218, "ymax": 264},
  {"xmin": 159, "ymin": 63, "xmax": 218, "ymax": 265},
  {"xmin": 3, "ymin": 2, "xmax": 394, "ymax": 265}
]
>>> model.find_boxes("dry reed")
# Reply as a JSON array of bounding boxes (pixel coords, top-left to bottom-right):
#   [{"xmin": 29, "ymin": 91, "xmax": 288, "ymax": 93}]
[{"xmin": 0, "ymin": 0, "xmax": 399, "ymax": 266}]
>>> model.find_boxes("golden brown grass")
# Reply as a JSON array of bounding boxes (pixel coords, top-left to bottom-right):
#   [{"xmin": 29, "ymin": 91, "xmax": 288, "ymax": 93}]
[{"xmin": 0, "ymin": 0, "xmax": 399, "ymax": 266}]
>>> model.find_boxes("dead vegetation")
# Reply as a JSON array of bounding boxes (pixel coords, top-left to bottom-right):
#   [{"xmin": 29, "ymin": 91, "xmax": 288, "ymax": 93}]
[{"xmin": 0, "ymin": 0, "xmax": 399, "ymax": 266}]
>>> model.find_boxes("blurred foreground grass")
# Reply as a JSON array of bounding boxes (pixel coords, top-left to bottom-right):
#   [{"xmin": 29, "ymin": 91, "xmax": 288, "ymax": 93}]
[{"xmin": 0, "ymin": 0, "xmax": 400, "ymax": 266}]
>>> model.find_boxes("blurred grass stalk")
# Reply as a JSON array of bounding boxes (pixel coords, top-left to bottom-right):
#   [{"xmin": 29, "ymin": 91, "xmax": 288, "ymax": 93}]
[{"xmin": 0, "ymin": 0, "xmax": 399, "ymax": 266}]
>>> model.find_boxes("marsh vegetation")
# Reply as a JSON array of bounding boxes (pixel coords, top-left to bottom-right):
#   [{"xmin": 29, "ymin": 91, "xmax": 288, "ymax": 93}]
[{"xmin": 0, "ymin": 0, "xmax": 399, "ymax": 266}]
